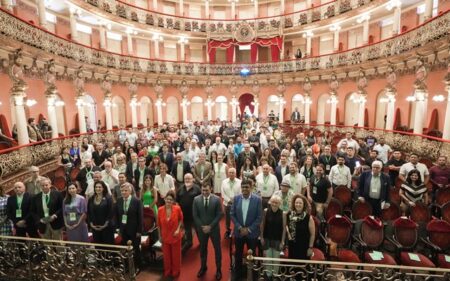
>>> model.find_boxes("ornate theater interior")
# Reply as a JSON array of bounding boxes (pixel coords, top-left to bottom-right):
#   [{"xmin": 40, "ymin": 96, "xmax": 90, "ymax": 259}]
[{"xmin": 0, "ymin": 0, "xmax": 449, "ymax": 280}]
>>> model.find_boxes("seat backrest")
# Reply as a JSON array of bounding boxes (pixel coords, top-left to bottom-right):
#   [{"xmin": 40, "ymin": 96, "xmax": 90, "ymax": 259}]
[
  {"xmin": 442, "ymin": 202, "xmax": 450, "ymax": 224},
  {"xmin": 334, "ymin": 186, "xmax": 352, "ymax": 207},
  {"xmin": 393, "ymin": 217, "xmax": 418, "ymax": 248},
  {"xmin": 436, "ymin": 188, "xmax": 450, "ymax": 207},
  {"xmin": 327, "ymin": 215, "xmax": 352, "ymax": 246},
  {"xmin": 312, "ymin": 215, "xmax": 320, "ymax": 242},
  {"xmin": 143, "ymin": 208, "xmax": 156, "ymax": 233},
  {"xmin": 381, "ymin": 203, "xmax": 401, "ymax": 222},
  {"xmin": 389, "ymin": 187, "xmax": 401, "ymax": 205},
  {"xmin": 410, "ymin": 202, "xmax": 431, "ymax": 224},
  {"xmin": 361, "ymin": 216, "xmax": 384, "ymax": 248},
  {"xmin": 325, "ymin": 198, "xmax": 343, "ymax": 221},
  {"xmin": 427, "ymin": 219, "xmax": 450, "ymax": 251},
  {"xmin": 352, "ymin": 200, "xmax": 373, "ymax": 221}
]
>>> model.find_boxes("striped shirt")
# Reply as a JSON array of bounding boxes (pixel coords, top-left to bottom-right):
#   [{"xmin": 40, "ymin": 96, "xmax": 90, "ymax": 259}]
[{"xmin": 401, "ymin": 183, "xmax": 427, "ymax": 202}]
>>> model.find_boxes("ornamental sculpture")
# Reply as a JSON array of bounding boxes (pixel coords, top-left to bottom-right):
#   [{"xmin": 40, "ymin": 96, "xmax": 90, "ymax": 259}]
[
  {"xmin": 179, "ymin": 79, "xmax": 189, "ymax": 97},
  {"xmin": 386, "ymin": 64, "xmax": 397, "ymax": 91},
  {"xmin": 230, "ymin": 80, "xmax": 238, "ymax": 95},
  {"xmin": 74, "ymin": 67, "xmax": 85, "ymax": 96},
  {"xmin": 252, "ymin": 80, "xmax": 260, "ymax": 95},
  {"xmin": 44, "ymin": 59, "xmax": 58, "ymax": 96},
  {"xmin": 303, "ymin": 76, "xmax": 312, "ymax": 94},
  {"xmin": 357, "ymin": 70, "xmax": 368, "ymax": 94},
  {"xmin": 154, "ymin": 79, "xmax": 164, "ymax": 95},
  {"xmin": 277, "ymin": 79, "xmax": 286, "ymax": 94},
  {"xmin": 101, "ymin": 71, "xmax": 113, "ymax": 97},
  {"xmin": 234, "ymin": 21, "xmax": 255, "ymax": 43},
  {"xmin": 329, "ymin": 73, "xmax": 339, "ymax": 94},
  {"xmin": 8, "ymin": 49, "xmax": 27, "ymax": 93},
  {"xmin": 205, "ymin": 80, "xmax": 214, "ymax": 96},
  {"xmin": 414, "ymin": 57, "xmax": 428, "ymax": 90},
  {"xmin": 128, "ymin": 75, "xmax": 138, "ymax": 98}
]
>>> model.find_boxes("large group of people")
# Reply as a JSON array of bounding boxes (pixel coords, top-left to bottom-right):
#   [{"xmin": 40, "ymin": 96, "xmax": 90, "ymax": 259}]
[{"xmin": 0, "ymin": 117, "xmax": 449, "ymax": 281}]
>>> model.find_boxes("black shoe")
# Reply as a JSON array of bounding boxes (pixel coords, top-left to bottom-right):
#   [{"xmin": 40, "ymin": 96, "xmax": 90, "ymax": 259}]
[
  {"xmin": 215, "ymin": 270, "xmax": 222, "ymax": 280},
  {"xmin": 224, "ymin": 230, "xmax": 231, "ymax": 238},
  {"xmin": 197, "ymin": 267, "xmax": 207, "ymax": 278}
]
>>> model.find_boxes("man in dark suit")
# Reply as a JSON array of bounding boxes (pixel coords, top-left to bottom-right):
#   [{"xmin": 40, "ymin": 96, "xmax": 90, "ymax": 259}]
[
  {"xmin": 358, "ymin": 160, "xmax": 391, "ymax": 217},
  {"xmin": 231, "ymin": 179, "xmax": 262, "ymax": 281},
  {"xmin": 134, "ymin": 157, "xmax": 154, "ymax": 196},
  {"xmin": 116, "ymin": 182, "xmax": 143, "ymax": 271},
  {"xmin": 7, "ymin": 181, "xmax": 38, "ymax": 237},
  {"xmin": 275, "ymin": 155, "xmax": 289, "ymax": 184},
  {"xmin": 171, "ymin": 153, "xmax": 191, "ymax": 187},
  {"xmin": 76, "ymin": 158, "xmax": 101, "ymax": 196},
  {"xmin": 291, "ymin": 107, "xmax": 302, "ymax": 122},
  {"xmin": 236, "ymin": 144, "xmax": 258, "ymax": 177},
  {"xmin": 125, "ymin": 152, "xmax": 139, "ymax": 184},
  {"xmin": 159, "ymin": 143, "xmax": 174, "ymax": 171},
  {"xmin": 193, "ymin": 184, "xmax": 224, "ymax": 280},
  {"xmin": 31, "ymin": 178, "xmax": 63, "ymax": 240},
  {"xmin": 91, "ymin": 142, "xmax": 111, "ymax": 169}
]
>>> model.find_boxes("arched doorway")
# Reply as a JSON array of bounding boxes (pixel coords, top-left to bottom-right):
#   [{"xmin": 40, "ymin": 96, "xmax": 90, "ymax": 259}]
[
  {"xmin": 238, "ymin": 93, "xmax": 254, "ymax": 117},
  {"xmin": 344, "ymin": 92, "xmax": 359, "ymax": 126},
  {"xmin": 291, "ymin": 94, "xmax": 305, "ymax": 118},
  {"xmin": 266, "ymin": 95, "xmax": 279, "ymax": 118},
  {"xmin": 215, "ymin": 96, "xmax": 228, "ymax": 121},
  {"xmin": 191, "ymin": 96, "xmax": 204, "ymax": 122},
  {"xmin": 317, "ymin": 93, "xmax": 330, "ymax": 124},
  {"xmin": 112, "ymin": 96, "xmax": 126, "ymax": 127},
  {"xmin": 166, "ymin": 96, "xmax": 179, "ymax": 124},
  {"xmin": 139, "ymin": 97, "xmax": 154, "ymax": 126}
]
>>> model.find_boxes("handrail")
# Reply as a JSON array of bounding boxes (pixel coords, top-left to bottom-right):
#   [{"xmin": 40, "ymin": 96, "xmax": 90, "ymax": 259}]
[
  {"xmin": 114, "ymin": 0, "xmax": 338, "ymax": 21},
  {"xmin": 0, "ymin": 7, "xmax": 447, "ymax": 72},
  {"xmin": 0, "ymin": 235, "xmax": 129, "ymax": 249}
]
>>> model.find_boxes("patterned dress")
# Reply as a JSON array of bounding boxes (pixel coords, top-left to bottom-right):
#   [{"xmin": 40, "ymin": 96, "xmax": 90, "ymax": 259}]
[{"xmin": 0, "ymin": 196, "xmax": 12, "ymax": 236}]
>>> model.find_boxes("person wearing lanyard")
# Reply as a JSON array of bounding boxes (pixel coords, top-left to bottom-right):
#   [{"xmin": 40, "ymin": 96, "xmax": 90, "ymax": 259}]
[
  {"xmin": 116, "ymin": 183, "xmax": 143, "ymax": 272},
  {"xmin": 358, "ymin": 161, "xmax": 391, "ymax": 217},
  {"xmin": 7, "ymin": 181, "xmax": 38, "ymax": 237},
  {"xmin": 76, "ymin": 159, "xmax": 101, "ymax": 196},
  {"xmin": 193, "ymin": 152, "xmax": 213, "ymax": 187},
  {"xmin": 155, "ymin": 163, "xmax": 175, "ymax": 206},
  {"xmin": 300, "ymin": 156, "xmax": 317, "ymax": 183},
  {"xmin": 329, "ymin": 156, "xmax": 352, "ymax": 189},
  {"xmin": 133, "ymin": 157, "xmax": 153, "ymax": 199},
  {"xmin": 31, "ymin": 178, "xmax": 63, "ymax": 240},
  {"xmin": 273, "ymin": 180, "xmax": 295, "ymax": 212},
  {"xmin": 221, "ymin": 168, "xmax": 242, "ymax": 237},
  {"xmin": 307, "ymin": 164, "xmax": 332, "ymax": 220},
  {"xmin": 319, "ymin": 145, "xmax": 337, "ymax": 176},
  {"xmin": 282, "ymin": 162, "xmax": 308, "ymax": 195},
  {"xmin": 63, "ymin": 184, "xmax": 88, "ymax": 242},
  {"xmin": 256, "ymin": 164, "xmax": 279, "ymax": 209}
]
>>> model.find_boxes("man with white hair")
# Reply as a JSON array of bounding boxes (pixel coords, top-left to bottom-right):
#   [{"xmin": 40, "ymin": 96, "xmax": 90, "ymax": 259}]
[
  {"xmin": 221, "ymin": 168, "xmax": 242, "ymax": 237},
  {"xmin": 85, "ymin": 171, "xmax": 111, "ymax": 198},
  {"xmin": 255, "ymin": 164, "xmax": 279, "ymax": 208},
  {"xmin": 210, "ymin": 136, "xmax": 227, "ymax": 156},
  {"xmin": 24, "ymin": 166, "xmax": 45, "ymax": 196},
  {"xmin": 101, "ymin": 161, "xmax": 119, "ymax": 188},
  {"xmin": 357, "ymin": 160, "xmax": 391, "ymax": 217}
]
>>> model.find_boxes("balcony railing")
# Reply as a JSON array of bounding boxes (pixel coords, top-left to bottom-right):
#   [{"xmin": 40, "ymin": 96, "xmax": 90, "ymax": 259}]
[
  {"xmin": 0, "ymin": 8, "xmax": 447, "ymax": 75},
  {"xmin": 0, "ymin": 235, "xmax": 135, "ymax": 281},
  {"xmin": 245, "ymin": 250, "xmax": 450, "ymax": 281},
  {"xmin": 79, "ymin": 0, "xmax": 374, "ymax": 35},
  {"xmin": 1, "ymin": 124, "xmax": 449, "ymax": 189}
]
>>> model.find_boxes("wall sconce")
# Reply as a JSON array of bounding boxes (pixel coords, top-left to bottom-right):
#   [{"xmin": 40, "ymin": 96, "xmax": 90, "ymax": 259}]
[
  {"xmin": 26, "ymin": 99, "xmax": 37, "ymax": 107},
  {"xmin": 55, "ymin": 101, "xmax": 65, "ymax": 107},
  {"xmin": 326, "ymin": 96, "xmax": 338, "ymax": 104},
  {"xmin": 432, "ymin": 95, "xmax": 446, "ymax": 102},
  {"xmin": 130, "ymin": 100, "xmax": 141, "ymax": 107},
  {"xmin": 152, "ymin": 34, "xmax": 163, "ymax": 41}
]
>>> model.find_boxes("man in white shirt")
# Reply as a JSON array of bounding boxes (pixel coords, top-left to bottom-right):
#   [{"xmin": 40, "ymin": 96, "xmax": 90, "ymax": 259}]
[
  {"xmin": 282, "ymin": 162, "xmax": 308, "ymax": 195},
  {"xmin": 126, "ymin": 128, "xmax": 138, "ymax": 147},
  {"xmin": 328, "ymin": 155, "xmax": 352, "ymax": 189},
  {"xmin": 101, "ymin": 161, "xmax": 119, "ymax": 189},
  {"xmin": 85, "ymin": 171, "xmax": 111, "ymax": 198},
  {"xmin": 181, "ymin": 142, "xmax": 196, "ymax": 167},
  {"xmin": 337, "ymin": 132, "xmax": 360, "ymax": 153},
  {"xmin": 372, "ymin": 137, "xmax": 392, "ymax": 164},
  {"xmin": 399, "ymin": 153, "xmax": 430, "ymax": 184},
  {"xmin": 221, "ymin": 168, "xmax": 242, "ymax": 237},
  {"xmin": 211, "ymin": 136, "xmax": 227, "ymax": 156},
  {"xmin": 255, "ymin": 164, "xmax": 279, "ymax": 208}
]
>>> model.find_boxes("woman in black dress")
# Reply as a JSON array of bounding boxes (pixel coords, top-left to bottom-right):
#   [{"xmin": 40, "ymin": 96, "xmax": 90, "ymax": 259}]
[{"xmin": 87, "ymin": 181, "xmax": 114, "ymax": 245}]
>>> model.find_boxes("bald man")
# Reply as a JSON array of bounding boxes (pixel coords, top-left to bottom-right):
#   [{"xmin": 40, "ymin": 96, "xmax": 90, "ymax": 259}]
[
  {"xmin": 255, "ymin": 164, "xmax": 279, "ymax": 209},
  {"xmin": 7, "ymin": 181, "xmax": 38, "ymax": 237}
]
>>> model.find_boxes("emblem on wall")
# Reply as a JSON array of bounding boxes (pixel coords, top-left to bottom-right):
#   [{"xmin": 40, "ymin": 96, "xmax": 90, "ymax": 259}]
[{"xmin": 234, "ymin": 22, "xmax": 255, "ymax": 42}]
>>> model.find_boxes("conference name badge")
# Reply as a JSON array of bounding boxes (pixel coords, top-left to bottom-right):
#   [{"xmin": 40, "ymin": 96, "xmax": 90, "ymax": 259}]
[
  {"xmin": 69, "ymin": 212, "xmax": 77, "ymax": 222},
  {"xmin": 16, "ymin": 209, "xmax": 22, "ymax": 218},
  {"xmin": 122, "ymin": 215, "xmax": 128, "ymax": 224}
]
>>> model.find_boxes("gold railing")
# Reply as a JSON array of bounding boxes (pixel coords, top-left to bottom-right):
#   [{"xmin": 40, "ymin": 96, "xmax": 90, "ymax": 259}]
[
  {"xmin": 245, "ymin": 250, "xmax": 450, "ymax": 281},
  {"xmin": 0, "ymin": 235, "xmax": 135, "ymax": 281}
]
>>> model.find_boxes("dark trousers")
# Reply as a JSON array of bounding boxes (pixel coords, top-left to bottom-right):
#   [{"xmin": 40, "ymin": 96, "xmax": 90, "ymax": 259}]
[
  {"xmin": 197, "ymin": 229, "xmax": 222, "ymax": 270},
  {"xmin": 183, "ymin": 218, "xmax": 194, "ymax": 245},
  {"xmin": 225, "ymin": 204, "xmax": 232, "ymax": 232},
  {"xmin": 15, "ymin": 226, "xmax": 38, "ymax": 238},
  {"xmin": 92, "ymin": 226, "xmax": 115, "ymax": 245},
  {"xmin": 234, "ymin": 236, "xmax": 258, "ymax": 279},
  {"xmin": 368, "ymin": 198, "xmax": 382, "ymax": 217},
  {"xmin": 121, "ymin": 232, "xmax": 141, "ymax": 269}
]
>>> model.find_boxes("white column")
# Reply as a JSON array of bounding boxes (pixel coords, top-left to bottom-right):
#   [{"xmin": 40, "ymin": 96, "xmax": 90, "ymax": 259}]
[
  {"xmin": 385, "ymin": 91, "xmax": 396, "ymax": 130},
  {"xmin": 413, "ymin": 90, "xmax": 425, "ymax": 134},
  {"xmin": 422, "ymin": 93, "xmax": 429, "ymax": 128},
  {"xmin": 69, "ymin": 10, "xmax": 79, "ymax": 42},
  {"xmin": 182, "ymin": 98, "xmax": 188, "ymax": 124},
  {"xmin": 280, "ymin": 0, "xmax": 285, "ymax": 14},
  {"xmin": 127, "ymin": 33, "xmax": 133, "ymax": 55},
  {"xmin": 330, "ymin": 97, "xmax": 337, "ymax": 126},
  {"xmin": 104, "ymin": 98, "xmax": 113, "ymax": 130},
  {"xmin": 46, "ymin": 96, "xmax": 59, "ymax": 139},
  {"xmin": 278, "ymin": 97, "xmax": 284, "ymax": 122},
  {"xmin": 206, "ymin": 100, "xmax": 213, "ymax": 121},
  {"xmin": 254, "ymin": 0, "xmax": 258, "ymax": 17},
  {"xmin": 254, "ymin": 99, "xmax": 259, "ymax": 117},
  {"xmin": 362, "ymin": 18, "xmax": 370, "ymax": 45},
  {"xmin": 153, "ymin": 0, "xmax": 158, "ymax": 11},
  {"xmin": 180, "ymin": 43, "xmax": 185, "ymax": 61},
  {"xmin": 205, "ymin": 0, "xmax": 210, "ymax": 18},
  {"xmin": 13, "ymin": 95, "xmax": 29, "ymax": 145},
  {"xmin": 231, "ymin": 98, "xmax": 237, "ymax": 122},
  {"xmin": 179, "ymin": 0, "xmax": 184, "ymax": 15},
  {"xmin": 443, "ymin": 88, "xmax": 450, "ymax": 140},
  {"xmin": 37, "ymin": 0, "xmax": 49, "ymax": 30},
  {"xmin": 156, "ymin": 100, "xmax": 163, "ymax": 124},
  {"xmin": 154, "ymin": 41, "xmax": 160, "ymax": 59},
  {"xmin": 99, "ymin": 25, "xmax": 107, "ymax": 50},
  {"xmin": 130, "ymin": 98, "xmax": 138, "ymax": 128},
  {"xmin": 306, "ymin": 0, "xmax": 312, "ymax": 7},
  {"xmin": 231, "ymin": 1, "xmax": 236, "ymax": 19},
  {"xmin": 357, "ymin": 99, "xmax": 366, "ymax": 127},
  {"xmin": 424, "ymin": 0, "xmax": 433, "ymax": 20},
  {"xmin": 333, "ymin": 29, "xmax": 340, "ymax": 51},
  {"xmin": 304, "ymin": 98, "xmax": 311, "ymax": 124},
  {"xmin": 392, "ymin": 6, "xmax": 401, "ymax": 35},
  {"xmin": 76, "ymin": 97, "xmax": 87, "ymax": 133},
  {"xmin": 305, "ymin": 35, "xmax": 312, "ymax": 57},
  {"xmin": 1, "ymin": 0, "xmax": 14, "ymax": 11}
]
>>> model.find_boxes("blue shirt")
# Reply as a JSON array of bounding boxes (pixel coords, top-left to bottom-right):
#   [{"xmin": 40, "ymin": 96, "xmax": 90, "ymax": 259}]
[{"xmin": 242, "ymin": 195, "xmax": 251, "ymax": 225}]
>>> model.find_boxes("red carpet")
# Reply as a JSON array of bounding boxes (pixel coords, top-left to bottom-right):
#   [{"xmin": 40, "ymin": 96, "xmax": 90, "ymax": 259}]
[{"xmin": 179, "ymin": 218, "xmax": 232, "ymax": 281}]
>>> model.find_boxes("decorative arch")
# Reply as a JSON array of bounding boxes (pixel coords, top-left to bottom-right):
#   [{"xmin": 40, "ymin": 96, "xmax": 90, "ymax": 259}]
[
  {"xmin": 291, "ymin": 94, "xmax": 305, "ymax": 117},
  {"xmin": 83, "ymin": 94, "xmax": 97, "ymax": 131},
  {"xmin": 111, "ymin": 96, "xmax": 126, "ymax": 127},
  {"xmin": 238, "ymin": 93, "xmax": 254, "ymax": 116},
  {"xmin": 190, "ymin": 96, "xmax": 204, "ymax": 122},
  {"xmin": 215, "ymin": 95, "xmax": 228, "ymax": 121},
  {"xmin": 266, "ymin": 95, "xmax": 280, "ymax": 117},
  {"xmin": 139, "ymin": 96, "xmax": 153, "ymax": 127},
  {"xmin": 344, "ymin": 92, "xmax": 359, "ymax": 126},
  {"xmin": 316, "ymin": 93, "xmax": 330, "ymax": 124},
  {"xmin": 375, "ymin": 90, "xmax": 388, "ymax": 129},
  {"xmin": 166, "ymin": 96, "xmax": 179, "ymax": 124}
]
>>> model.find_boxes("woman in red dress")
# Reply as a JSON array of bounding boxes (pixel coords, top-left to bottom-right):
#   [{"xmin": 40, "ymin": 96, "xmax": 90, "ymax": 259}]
[{"xmin": 158, "ymin": 190, "xmax": 183, "ymax": 279}]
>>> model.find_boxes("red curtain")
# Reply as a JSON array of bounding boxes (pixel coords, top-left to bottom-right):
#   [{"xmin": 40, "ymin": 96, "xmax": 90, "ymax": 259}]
[
  {"xmin": 226, "ymin": 45, "xmax": 235, "ymax": 64},
  {"xmin": 238, "ymin": 94, "xmax": 255, "ymax": 116},
  {"xmin": 270, "ymin": 45, "xmax": 280, "ymax": 62},
  {"xmin": 250, "ymin": 43, "xmax": 258, "ymax": 63},
  {"xmin": 208, "ymin": 47, "xmax": 216, "ymax": 64}
]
